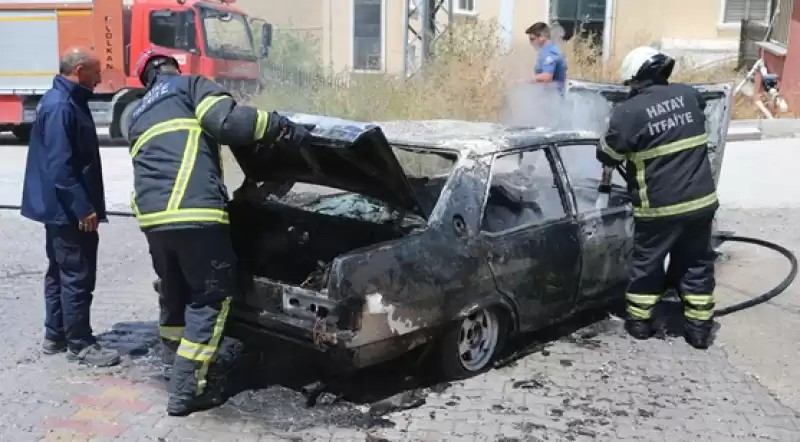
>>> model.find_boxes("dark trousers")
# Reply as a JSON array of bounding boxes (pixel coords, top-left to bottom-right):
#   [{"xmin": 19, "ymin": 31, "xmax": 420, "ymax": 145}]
[
  {"xmin": 44, "ymin": 224, "xmax": 99, "ymax": 351},
  {"xmin": 145, "ymin": 226, "xmax": 237, "ymax": 399},
  {"xmin": 625, "ymin": 213, "xmax": 716, "ymax": 324}
]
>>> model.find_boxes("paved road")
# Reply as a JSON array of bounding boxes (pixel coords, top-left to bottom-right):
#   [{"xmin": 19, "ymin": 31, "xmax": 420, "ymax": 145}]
[{"xmin": 0, "ymin": 137, "xmax": 798, "ymax": 441}]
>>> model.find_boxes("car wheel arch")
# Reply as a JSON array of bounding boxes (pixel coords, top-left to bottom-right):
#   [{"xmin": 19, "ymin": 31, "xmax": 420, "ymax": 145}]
[{"xmin": 453, "ymin": 291, "xmax": 520, "ymax": 336}]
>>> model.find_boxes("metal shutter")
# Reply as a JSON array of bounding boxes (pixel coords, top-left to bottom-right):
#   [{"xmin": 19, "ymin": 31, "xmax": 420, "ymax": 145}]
[{"xmin": 724, "ymin": 0, "xmax": 770, "ymax": 23}]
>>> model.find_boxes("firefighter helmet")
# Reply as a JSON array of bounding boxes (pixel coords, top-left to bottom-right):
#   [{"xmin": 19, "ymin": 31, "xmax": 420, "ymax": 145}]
[
  {"xmin": 134, "ymin": 50, "xmax": 181, "ymax": 88},
  {"xmin": 619, "ymin": 46, "xmax": 675, "ymax": 86}
]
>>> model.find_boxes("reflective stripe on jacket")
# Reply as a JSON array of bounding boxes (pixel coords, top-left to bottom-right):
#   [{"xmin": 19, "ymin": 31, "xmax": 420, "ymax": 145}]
[
  {"xmin": 127, "ymin": 73, "xmax": 272, "ymax": 231},
  {"xmin": 596, "ymin": 83, "xmax": 719, "ymax": 220}
]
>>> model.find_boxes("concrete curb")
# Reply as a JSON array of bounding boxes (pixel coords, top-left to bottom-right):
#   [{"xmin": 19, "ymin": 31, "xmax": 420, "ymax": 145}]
[{"xmin": 726, "ymin": 118, "xmax": 800, "ymax": 142}]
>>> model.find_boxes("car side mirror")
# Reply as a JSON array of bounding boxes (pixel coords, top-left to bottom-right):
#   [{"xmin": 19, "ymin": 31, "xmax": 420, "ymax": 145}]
[{"xmin": 260, "ymin": 23, "xmax": 272, "ymax": 58}]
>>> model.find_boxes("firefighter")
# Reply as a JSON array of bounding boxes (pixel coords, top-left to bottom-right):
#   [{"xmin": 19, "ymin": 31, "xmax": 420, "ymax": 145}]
[
  {"xmin": 127, "ymin": 49, "xmax": 312, "ymax": 416},
  {"xmin": 596, "ymin": 46, "xmax": 718, "ymax": 350}
]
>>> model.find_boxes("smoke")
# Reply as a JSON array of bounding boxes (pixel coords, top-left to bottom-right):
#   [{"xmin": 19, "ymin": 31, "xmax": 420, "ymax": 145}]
[
  {"xmin": 499, "ymin": 81, "xmax": 627, "ymax": 188},
  {"xmin": 500, "ymin": 82, "xmax": 613, "ymax": 134}
]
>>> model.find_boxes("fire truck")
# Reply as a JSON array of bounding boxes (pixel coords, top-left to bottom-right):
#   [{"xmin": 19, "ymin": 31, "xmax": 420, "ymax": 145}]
[{"xmin": 0, "ymin": 0, "xmax": 272, "ymax": 142}]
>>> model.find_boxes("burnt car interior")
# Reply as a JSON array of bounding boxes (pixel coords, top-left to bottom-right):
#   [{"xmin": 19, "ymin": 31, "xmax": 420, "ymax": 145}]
[
  {"xmin": 229, "ymin": 141, "xmax": 458, "ymax": 289},
  {"xmin": 555, "ymin": 143, "xmax": 630, "ymax": 212},
  {"xmin": 481, "ymin": 148, "xmax": 567, "ymax": 233}
]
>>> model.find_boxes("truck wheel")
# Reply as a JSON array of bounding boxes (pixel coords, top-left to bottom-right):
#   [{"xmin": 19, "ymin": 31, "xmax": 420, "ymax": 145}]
[
  {"xmin": 438, "ymin": 306, "xmax": 508, "ymax": 380},
  {"xmin": 118, "ymin": 99, "xmax": 141, "ymax": 142},
  {"xmin": 12, "ymin": 124, "xmax": 31, "ymax": 144}
]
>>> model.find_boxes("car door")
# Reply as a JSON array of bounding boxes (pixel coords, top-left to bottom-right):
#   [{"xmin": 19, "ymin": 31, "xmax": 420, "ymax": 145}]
[
  {"xmin": 565, "ymin": 80, "xmax": 733, "ymax": 189},
  {"xmin": 551, "ymin": 141, "xmax": 633, "ymax": 306},
  {"xmin": 478, "ymin": 146, "xmax": 582, "ymax": 332}
]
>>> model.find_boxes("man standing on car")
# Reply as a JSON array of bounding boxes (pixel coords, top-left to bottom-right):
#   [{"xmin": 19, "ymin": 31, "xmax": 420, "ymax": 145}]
[
  {"xmin": 596, "ymin": 46, "xmax": 719, "ymax": 350},
  {"xmin": 526, "ymin": 22, "xmax": 568, "ymax": 95},
  {"xmin": 127, "ymin": 49, "xmax": 312, "ymax": 416},
  {"xmin": 21, "ymin": 47, "xmax": 121, "ymax": 367}
]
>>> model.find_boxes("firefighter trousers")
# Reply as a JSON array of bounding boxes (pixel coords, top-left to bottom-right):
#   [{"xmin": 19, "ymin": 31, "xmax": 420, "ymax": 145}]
[
  {"xmin": 145, "ymin": 225, "xmax": 238, "ymax": 401},
  {"xmin": 625, "ymin": 213, "xmax": 716, "ymax": 325}
]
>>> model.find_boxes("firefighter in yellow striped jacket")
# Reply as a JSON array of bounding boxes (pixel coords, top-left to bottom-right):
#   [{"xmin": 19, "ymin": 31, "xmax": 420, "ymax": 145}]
[
  {"xmin": 596, "ymin": 46, "xmax": 718, "ymax": 350},
  {"xmin": 127, "ymin": 49, "xmax": 311, "ymax": 417}
]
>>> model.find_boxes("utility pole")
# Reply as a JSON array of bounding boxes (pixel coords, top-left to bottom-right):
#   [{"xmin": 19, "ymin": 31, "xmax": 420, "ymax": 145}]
[{"xmin": 403, "ymin": 0, "xmax": 454, "ymax": 78}]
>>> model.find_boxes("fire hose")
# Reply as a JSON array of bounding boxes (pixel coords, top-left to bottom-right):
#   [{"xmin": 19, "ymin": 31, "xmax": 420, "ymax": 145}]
[{"xmin": 0, "ymin": 203, "xmax": 795, "ymax": 318}]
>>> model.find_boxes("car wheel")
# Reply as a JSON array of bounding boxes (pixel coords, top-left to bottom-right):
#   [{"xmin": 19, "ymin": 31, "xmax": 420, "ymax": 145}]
[
  {"xmin": 439, "ymin": 307, "xmax": 507, "ymax": 379},
  {"xmin": 12, "ymin": 124, "xmax": 31, "ymax": 144},
  {"xmin": 118, "ymin": 99, "xmax": 141, "ymax": 142}
]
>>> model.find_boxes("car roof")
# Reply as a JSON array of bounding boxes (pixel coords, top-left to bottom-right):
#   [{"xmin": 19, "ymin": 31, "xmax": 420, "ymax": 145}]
[
  {"xmin": 380, "ymin": 120, "xmax": 600, "ymax": 155},
  {"xmin": 283, "ymin": 113, "xmax": 602, "ymax": 156}
]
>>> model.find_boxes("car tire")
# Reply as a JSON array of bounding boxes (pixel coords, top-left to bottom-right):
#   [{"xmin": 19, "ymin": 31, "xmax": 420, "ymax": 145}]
[
  {"xmin": 118, "ymin": 99, "xmax": 141, "ymax": 142},
  {"xmin": 438, "ymin": 306, "xmax": 508, "ymax": 380},
  {"xmin": 12, "ymin": 124, "xmax": 31, "ymax": 144}
]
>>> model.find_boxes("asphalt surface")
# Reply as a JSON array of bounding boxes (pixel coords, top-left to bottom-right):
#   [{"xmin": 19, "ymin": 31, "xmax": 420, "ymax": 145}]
[{"xmin": 0, "ymin": 134, "xmax": 798, "ymax": 441}]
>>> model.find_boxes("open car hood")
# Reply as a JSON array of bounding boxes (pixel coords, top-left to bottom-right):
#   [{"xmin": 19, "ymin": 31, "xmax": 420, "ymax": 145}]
[
  {"xmin": 565, "ymin": 80, "xmax": 733, "ymax": 186},
  {"xmin": 230, "ymin": 113, "xmax": 426, "ymax": 218}
]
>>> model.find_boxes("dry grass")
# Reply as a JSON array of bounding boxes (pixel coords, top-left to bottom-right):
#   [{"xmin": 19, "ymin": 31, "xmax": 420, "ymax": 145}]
[{"xmin": 250, "ymin": 21, "xmax": 774, "ymax": 124}]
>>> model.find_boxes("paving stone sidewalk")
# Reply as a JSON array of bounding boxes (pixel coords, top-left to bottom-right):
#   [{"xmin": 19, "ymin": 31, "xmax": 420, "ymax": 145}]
[{"xmin": 0, "ymin": 213, "xmax": 798, "ymax": 441}]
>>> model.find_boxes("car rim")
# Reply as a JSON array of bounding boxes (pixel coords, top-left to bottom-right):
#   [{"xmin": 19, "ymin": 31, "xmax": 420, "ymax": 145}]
[{"xmin": 458, "ymin": 308, "xmax": 500, "ymax": 372}]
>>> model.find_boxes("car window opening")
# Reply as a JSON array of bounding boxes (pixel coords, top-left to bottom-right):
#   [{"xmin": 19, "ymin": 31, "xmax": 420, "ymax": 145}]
[{"xmin": 481, "ymin": 149, "xmax": 566, "ymax": 233}]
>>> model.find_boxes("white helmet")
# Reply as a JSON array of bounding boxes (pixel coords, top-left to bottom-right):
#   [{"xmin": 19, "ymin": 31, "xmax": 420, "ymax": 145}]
[{"xmin": 618, "ymin": 46, "xmax": 675, "ymax": 85}]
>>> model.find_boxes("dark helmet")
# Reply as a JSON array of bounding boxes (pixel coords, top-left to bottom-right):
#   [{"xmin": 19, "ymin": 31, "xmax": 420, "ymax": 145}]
[
  {"xmin": 134, "ymin": 49, "xmax": 181, "ymax": 88},
  {"xmin": 619, "ymin": 46, "xmax": 675, "ymax": 86}
]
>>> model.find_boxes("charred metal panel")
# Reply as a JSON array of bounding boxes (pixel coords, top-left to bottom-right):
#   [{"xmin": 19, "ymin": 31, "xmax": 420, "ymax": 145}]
[
  {"xmin": 325, "ymin": 153, "xmax": 497, "ymax": 348},
  {"xmin": 565, "ymin": 80, "xmax": 732, "ymax": 187}
]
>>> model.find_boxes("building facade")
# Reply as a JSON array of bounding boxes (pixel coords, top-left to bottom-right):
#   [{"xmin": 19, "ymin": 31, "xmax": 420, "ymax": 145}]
[{"xmin": 241, "ymin": 0, "xmax": 776, "ymax": 74}]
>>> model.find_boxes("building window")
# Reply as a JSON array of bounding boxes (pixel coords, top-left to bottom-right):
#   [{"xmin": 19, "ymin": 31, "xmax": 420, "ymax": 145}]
[
  {"xmin": 455, "ymin": 0, "xmax": 476, "ymax": 14},
  {"xmin": 723, "ymin": 0, "xmax": 771, "ymax": 24},
  {"xmin": 352, "ymin": 0, "xmax": 384, "ymax": 71}
]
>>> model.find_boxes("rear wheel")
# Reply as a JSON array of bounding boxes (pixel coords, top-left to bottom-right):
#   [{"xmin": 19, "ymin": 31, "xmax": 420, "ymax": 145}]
[
  {"xmin": 12, "ymin": 124, "xmax": 31, "ymax": 144},
  {"xmin": 439, "ymin": 307, "xmax": 507, "ymax": 379},
  {"xmin": 118, "ymin": 99, "xmax": 141, "ymax": 142}
]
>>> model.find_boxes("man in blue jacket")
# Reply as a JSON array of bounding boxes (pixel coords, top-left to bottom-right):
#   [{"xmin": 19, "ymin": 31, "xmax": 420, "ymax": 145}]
[{"xmin": 21, "ymin": 47, "xmax": 120, "ymax": 367}]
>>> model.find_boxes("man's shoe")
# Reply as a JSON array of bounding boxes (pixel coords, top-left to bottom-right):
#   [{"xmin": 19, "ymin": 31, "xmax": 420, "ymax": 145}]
[
  {"xmin": 624, "ymin": 319, "xmax": 653, "ymax": 340},
  {"xmin": 67, "ymin": 344, "xmax": 121, "ymax": 367},
  {"xmin": 684, "ymin": 321, "xmax": 713, "ymax": 350},
  {"xmin": 42, "ymin": 339, "xmax": 67, "ymax": 355}
]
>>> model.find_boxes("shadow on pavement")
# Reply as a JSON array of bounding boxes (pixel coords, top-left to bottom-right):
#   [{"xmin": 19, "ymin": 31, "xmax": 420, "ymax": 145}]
[
  {"xmin": 93, "ymin": 304, "xmax": 624, "ymax": 431},
  {"xmin": 94, "ymin": 299, "xmax": 708, "ymax": 432}
]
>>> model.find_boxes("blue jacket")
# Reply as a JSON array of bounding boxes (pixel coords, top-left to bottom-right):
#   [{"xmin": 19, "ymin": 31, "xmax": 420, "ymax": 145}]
[{"xmin": 21, "ymin": 76, "xmax": 106, "ymax": 225}]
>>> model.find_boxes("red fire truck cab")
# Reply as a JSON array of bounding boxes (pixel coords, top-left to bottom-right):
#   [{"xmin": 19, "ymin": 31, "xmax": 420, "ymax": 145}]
[{"xmin": 0, "ymin": 0, "xmax": 272, "ymax": 142}]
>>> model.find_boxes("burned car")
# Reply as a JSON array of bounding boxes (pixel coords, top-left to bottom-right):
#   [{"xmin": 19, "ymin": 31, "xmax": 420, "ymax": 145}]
[{"xmin": 217, "ymin": 81, "xmax": 733, "ymax": 379}]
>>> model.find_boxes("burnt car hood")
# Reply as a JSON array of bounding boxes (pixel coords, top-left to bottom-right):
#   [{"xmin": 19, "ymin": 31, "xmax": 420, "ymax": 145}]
[{"xmin": 231, "ymin": 113, "xmax": 426, "ymax": 218}]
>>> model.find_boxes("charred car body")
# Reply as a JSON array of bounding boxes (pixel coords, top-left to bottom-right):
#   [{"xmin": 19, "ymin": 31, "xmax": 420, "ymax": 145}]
[{"xmin": 185, "ymin": 82, "xmax": 732, "ymax": 378}]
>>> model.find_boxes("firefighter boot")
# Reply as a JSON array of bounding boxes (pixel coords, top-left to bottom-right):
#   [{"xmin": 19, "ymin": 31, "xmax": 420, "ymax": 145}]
[
  {"xmin": 684, "ymin": 319, "xmax": 713, "ymax": 350},
  {"xmin": 165, "ymin": 338, "xmax": 241, "ymax": 417},
  {"xmin": 166, "ymin": 358, "xmax": 223, "ymax": 417},
  {"xmin": 624, "ymin": 319, "xmax": 653, "ymax": 340}
]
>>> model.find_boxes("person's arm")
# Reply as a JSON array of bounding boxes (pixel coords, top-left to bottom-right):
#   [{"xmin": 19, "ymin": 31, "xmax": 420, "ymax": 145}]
[
  {"xmin": 596, "ymin": 109, "xmax": 631, "ymax": 167},
  {"xmin": 189, "ymin": 75, "xmax": 308, "ymax": 148},
  {"xmin": 533, "ymin": 51, "xmax": 559, "ymax": 83},
  {"xmin": 44, "ymin": 107, "xmax": 95, "ymax": 221}
]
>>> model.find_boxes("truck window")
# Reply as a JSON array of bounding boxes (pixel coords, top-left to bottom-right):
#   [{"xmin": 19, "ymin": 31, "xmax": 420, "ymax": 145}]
[
  {"xmin": 200, "ymin": 8, "xmax": 255, "ymax": 61},
  {"xmin": 149, "ymin": 10, "xmax": 196, "ymax": 51}
]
